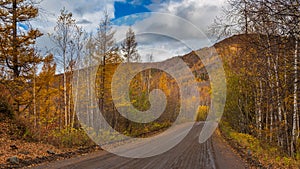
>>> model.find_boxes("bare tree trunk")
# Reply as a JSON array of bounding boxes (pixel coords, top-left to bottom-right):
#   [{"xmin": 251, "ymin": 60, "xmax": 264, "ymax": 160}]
[
  {"xmin": 256, "ymin": 80, "xmax": 263, "ymax": 138},
  {"xmin": 37, "ymin": 97, "xmax": 41, "ymax": 141},
  {"xmin": 58, "ymin": 80, "xmax": 62, "ymax": 131},
  {"xmin": 274, "ymin": 53, "xmax": 283, "ymax": 146},
  {"xmin": 86, "ymin": 69, "xmax": 90, "ymax": 126},
  {"xmin": 148, "ymin": 67, "xmax": 152, "ymax": 95},
  {"xmin": 12, "ymin": 0, "xmax": 18, "ymax": 78},
  {"xmin": 259, "ymin": 80, "xmax": 263, "ymax": 138},
  {"xmin": 284, "ymin": 109, "xmax": 290, "ymax": 154},
  {"xmin": 291, "ymin": 38, "xmax": 298, "ymax": 157},
  {"xmin": 101, "ymin": 56, "xmax": 105, "ymax": 112},
  {"xmin": 68, "ymin": 82, "xmax": 72, "ymax": 128},
  {"xmin": 88, "ymin": 65, "xmax": 94, "ymax": 128},
  {"xmin": 33, "ymin": 64, "xmax": 37, "ymax": 129},
  {"xmin": 71, "ymin": 71, "xmax": 79, "ymax": 128},
  {"xmin": 63, "ymin": 37, "xmax": 68, "ymax": 128},
  {"xmin": 265, "ymin": 91, "xmax": 271, "ymax": 142},
  {"xmin": 266, "ymin": 38, "xmax": 274, "ymax": 142},
  {"xmin": 282, "ymin": 43, "xmax": 290, "ymax": 153}
]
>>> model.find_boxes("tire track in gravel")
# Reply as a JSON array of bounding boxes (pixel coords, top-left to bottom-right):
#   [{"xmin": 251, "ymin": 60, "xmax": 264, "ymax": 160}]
[{"xmin": 32, "ymin": 123, "xmax": 246, "ymax": 169}]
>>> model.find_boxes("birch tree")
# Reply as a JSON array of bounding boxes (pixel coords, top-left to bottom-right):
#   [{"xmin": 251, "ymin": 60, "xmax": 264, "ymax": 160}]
[
  {"xmin": 71, "ymin": 26, "xmax": 88, "ymax": 128},
  {"xmin": 212, "ymin": 0, "xmax": 300, "ymax": 156},
  {"xmin": 50, "ymin": 8, "xmax": 76, "ymax": 127}
]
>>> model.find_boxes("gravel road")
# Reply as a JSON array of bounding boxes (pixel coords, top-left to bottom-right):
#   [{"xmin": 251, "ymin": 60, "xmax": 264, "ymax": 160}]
[{"xmin": 32, "ymin": 123, "xmax": 247, "ymax": 169}]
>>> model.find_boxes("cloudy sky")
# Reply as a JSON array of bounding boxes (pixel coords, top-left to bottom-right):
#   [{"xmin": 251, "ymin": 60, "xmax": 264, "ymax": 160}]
[{"xmin": 34, "ymin": 0, "xmax": 226, "ymax": 62}]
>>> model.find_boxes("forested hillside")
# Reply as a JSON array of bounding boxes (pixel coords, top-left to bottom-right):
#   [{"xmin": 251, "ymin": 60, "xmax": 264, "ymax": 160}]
[
  {"xmin": 213, "ymin": 34, "xmax": 300, "ymax": 167},
  {"xmin": 211, "ymin": 0, "xmax": 300, "ymax": 165}
]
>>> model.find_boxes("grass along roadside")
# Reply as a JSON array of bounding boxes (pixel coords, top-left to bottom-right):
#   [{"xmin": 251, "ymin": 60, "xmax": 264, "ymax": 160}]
[
  {"xmin": 0, "ymin": 115, "xmax": 171, "ymax": 168},
  {"xmin": 219, "ymin": 121, "xmax": 300, "ymax": 169},
  {"xmin": 0, "ymin": 118, "xmax": 101, "ymax": 168}
]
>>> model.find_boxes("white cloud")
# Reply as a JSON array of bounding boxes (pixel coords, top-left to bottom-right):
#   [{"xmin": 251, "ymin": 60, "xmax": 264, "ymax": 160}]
[
  {"xmin": 34, "ymin": 0, "xmax": 123, "ymax": 52},
  {"xmin": 37, "ymin": 0, "xmax": 121, "ymax": 32},
  {"xmin": 33, "ymin": 0, "xmax": 226, "ymax": 62},
  {"xmin": 131, "ymin": 0, "xmax": 225, "ymax": 61},
  {"xmin": 112, "ymin": 8, "xmax": 221, "ymax": 61},
  {"xmin": 148, "ymin": 0, "xmax": 226, "ymax": 33}
]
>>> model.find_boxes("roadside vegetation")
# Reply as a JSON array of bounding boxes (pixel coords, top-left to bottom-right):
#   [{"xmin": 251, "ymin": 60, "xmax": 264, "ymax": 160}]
[
  {"xmin": 211, "ymin": 0, "xmax": 300, "ymax": 167},
  {"xmin": 220, "ymin": 122, "xmax": 299, "ymax": 168}
]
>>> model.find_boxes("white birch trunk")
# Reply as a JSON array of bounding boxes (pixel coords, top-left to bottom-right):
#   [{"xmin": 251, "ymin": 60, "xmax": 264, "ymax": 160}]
[
  {"xmin": 68, "ymin": 83, "xmax": 71, "ymax": 128},
  {"xmin": 274, "ymin": 54, "xmax": 283, "ymax": 145},
  {"xmin": 256, "ymin": 80, "xmax": 263, "ymax": 138},
  {"xmin": 267, "ymin": 39, "xmax": 274, "ymax": 142},
  {"xmin": 63, "ymin": 40, "xmax": 68, "ymax": 128},
  {"xmin": 291, "ymin": 38, "xmax": 298, "ymax": 156},
  {"xmin": 71, "ymin": 70, "xmax": 80, "ymax": 128},
  {"xmin": 259, "ymin": 80, "xmax": 263, "ymax": 136},
  {"xmin": 292, "ymin": 38, "xmax": 298, "ymax": 156},
  {"xmin": 64, "ymin": 68, "xmax": 68, "ymax": 127}
]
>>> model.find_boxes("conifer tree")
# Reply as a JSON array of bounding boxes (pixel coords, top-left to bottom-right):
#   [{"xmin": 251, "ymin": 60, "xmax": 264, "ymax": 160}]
[
  {"xmin": 94, "ymin": 11, "xmax": 119, "ymax": 112},
  {"xmin": 121, "ymin": 27, "xmax": 140, "ymax": 63},
  {"xmin": 0, "ymin": 0, "xmax": 42, "ymax": 113}
]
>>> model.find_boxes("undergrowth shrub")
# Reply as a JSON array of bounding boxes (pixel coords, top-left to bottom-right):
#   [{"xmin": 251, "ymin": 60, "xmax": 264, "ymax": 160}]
[{"xmin": 47, "ymin": 128, "xmax": 94, "ymax": 148}]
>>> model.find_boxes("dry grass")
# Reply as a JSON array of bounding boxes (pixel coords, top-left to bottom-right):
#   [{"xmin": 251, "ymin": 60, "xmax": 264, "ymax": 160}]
[
  {"xmin": 0, "ymin": 121, "xmax": 74, "ymax": 165},
  {"xmin": 220, "ymin": 122, "xmax": 300, "ymax": 169}
]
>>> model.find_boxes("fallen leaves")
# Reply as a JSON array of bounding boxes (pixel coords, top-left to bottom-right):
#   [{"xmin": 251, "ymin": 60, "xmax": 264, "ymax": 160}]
[{"xmin": 0, "ymin": 121, "xmax": 74, "ymax": 165}]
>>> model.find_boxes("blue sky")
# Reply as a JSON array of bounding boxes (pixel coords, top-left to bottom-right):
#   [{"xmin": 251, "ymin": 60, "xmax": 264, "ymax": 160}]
[
  {"xmin": 34, "ymin": 0, "xmax": 226, "ymax": 62},
  {"xmin": 114, "ymin": 0, "xmax": 151, "ymax": 19}
]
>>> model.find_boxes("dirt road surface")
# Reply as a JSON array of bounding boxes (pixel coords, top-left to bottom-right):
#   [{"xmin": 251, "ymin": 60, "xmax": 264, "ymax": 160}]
[{"xmin": 31, "ymin": 123, "xmax": 247, "ymax": 169}]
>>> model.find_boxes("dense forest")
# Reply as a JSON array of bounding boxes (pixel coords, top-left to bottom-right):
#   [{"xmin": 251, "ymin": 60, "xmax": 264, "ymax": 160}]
[{"xmin": 211, "ymin": 0, "xmax": 300, "ymax": 159}]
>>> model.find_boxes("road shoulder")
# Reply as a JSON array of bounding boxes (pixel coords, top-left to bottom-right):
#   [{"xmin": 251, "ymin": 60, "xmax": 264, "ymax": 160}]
[{"xmin": 212, "ymin": 129, "xmax": 249, "ymax": 169}]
